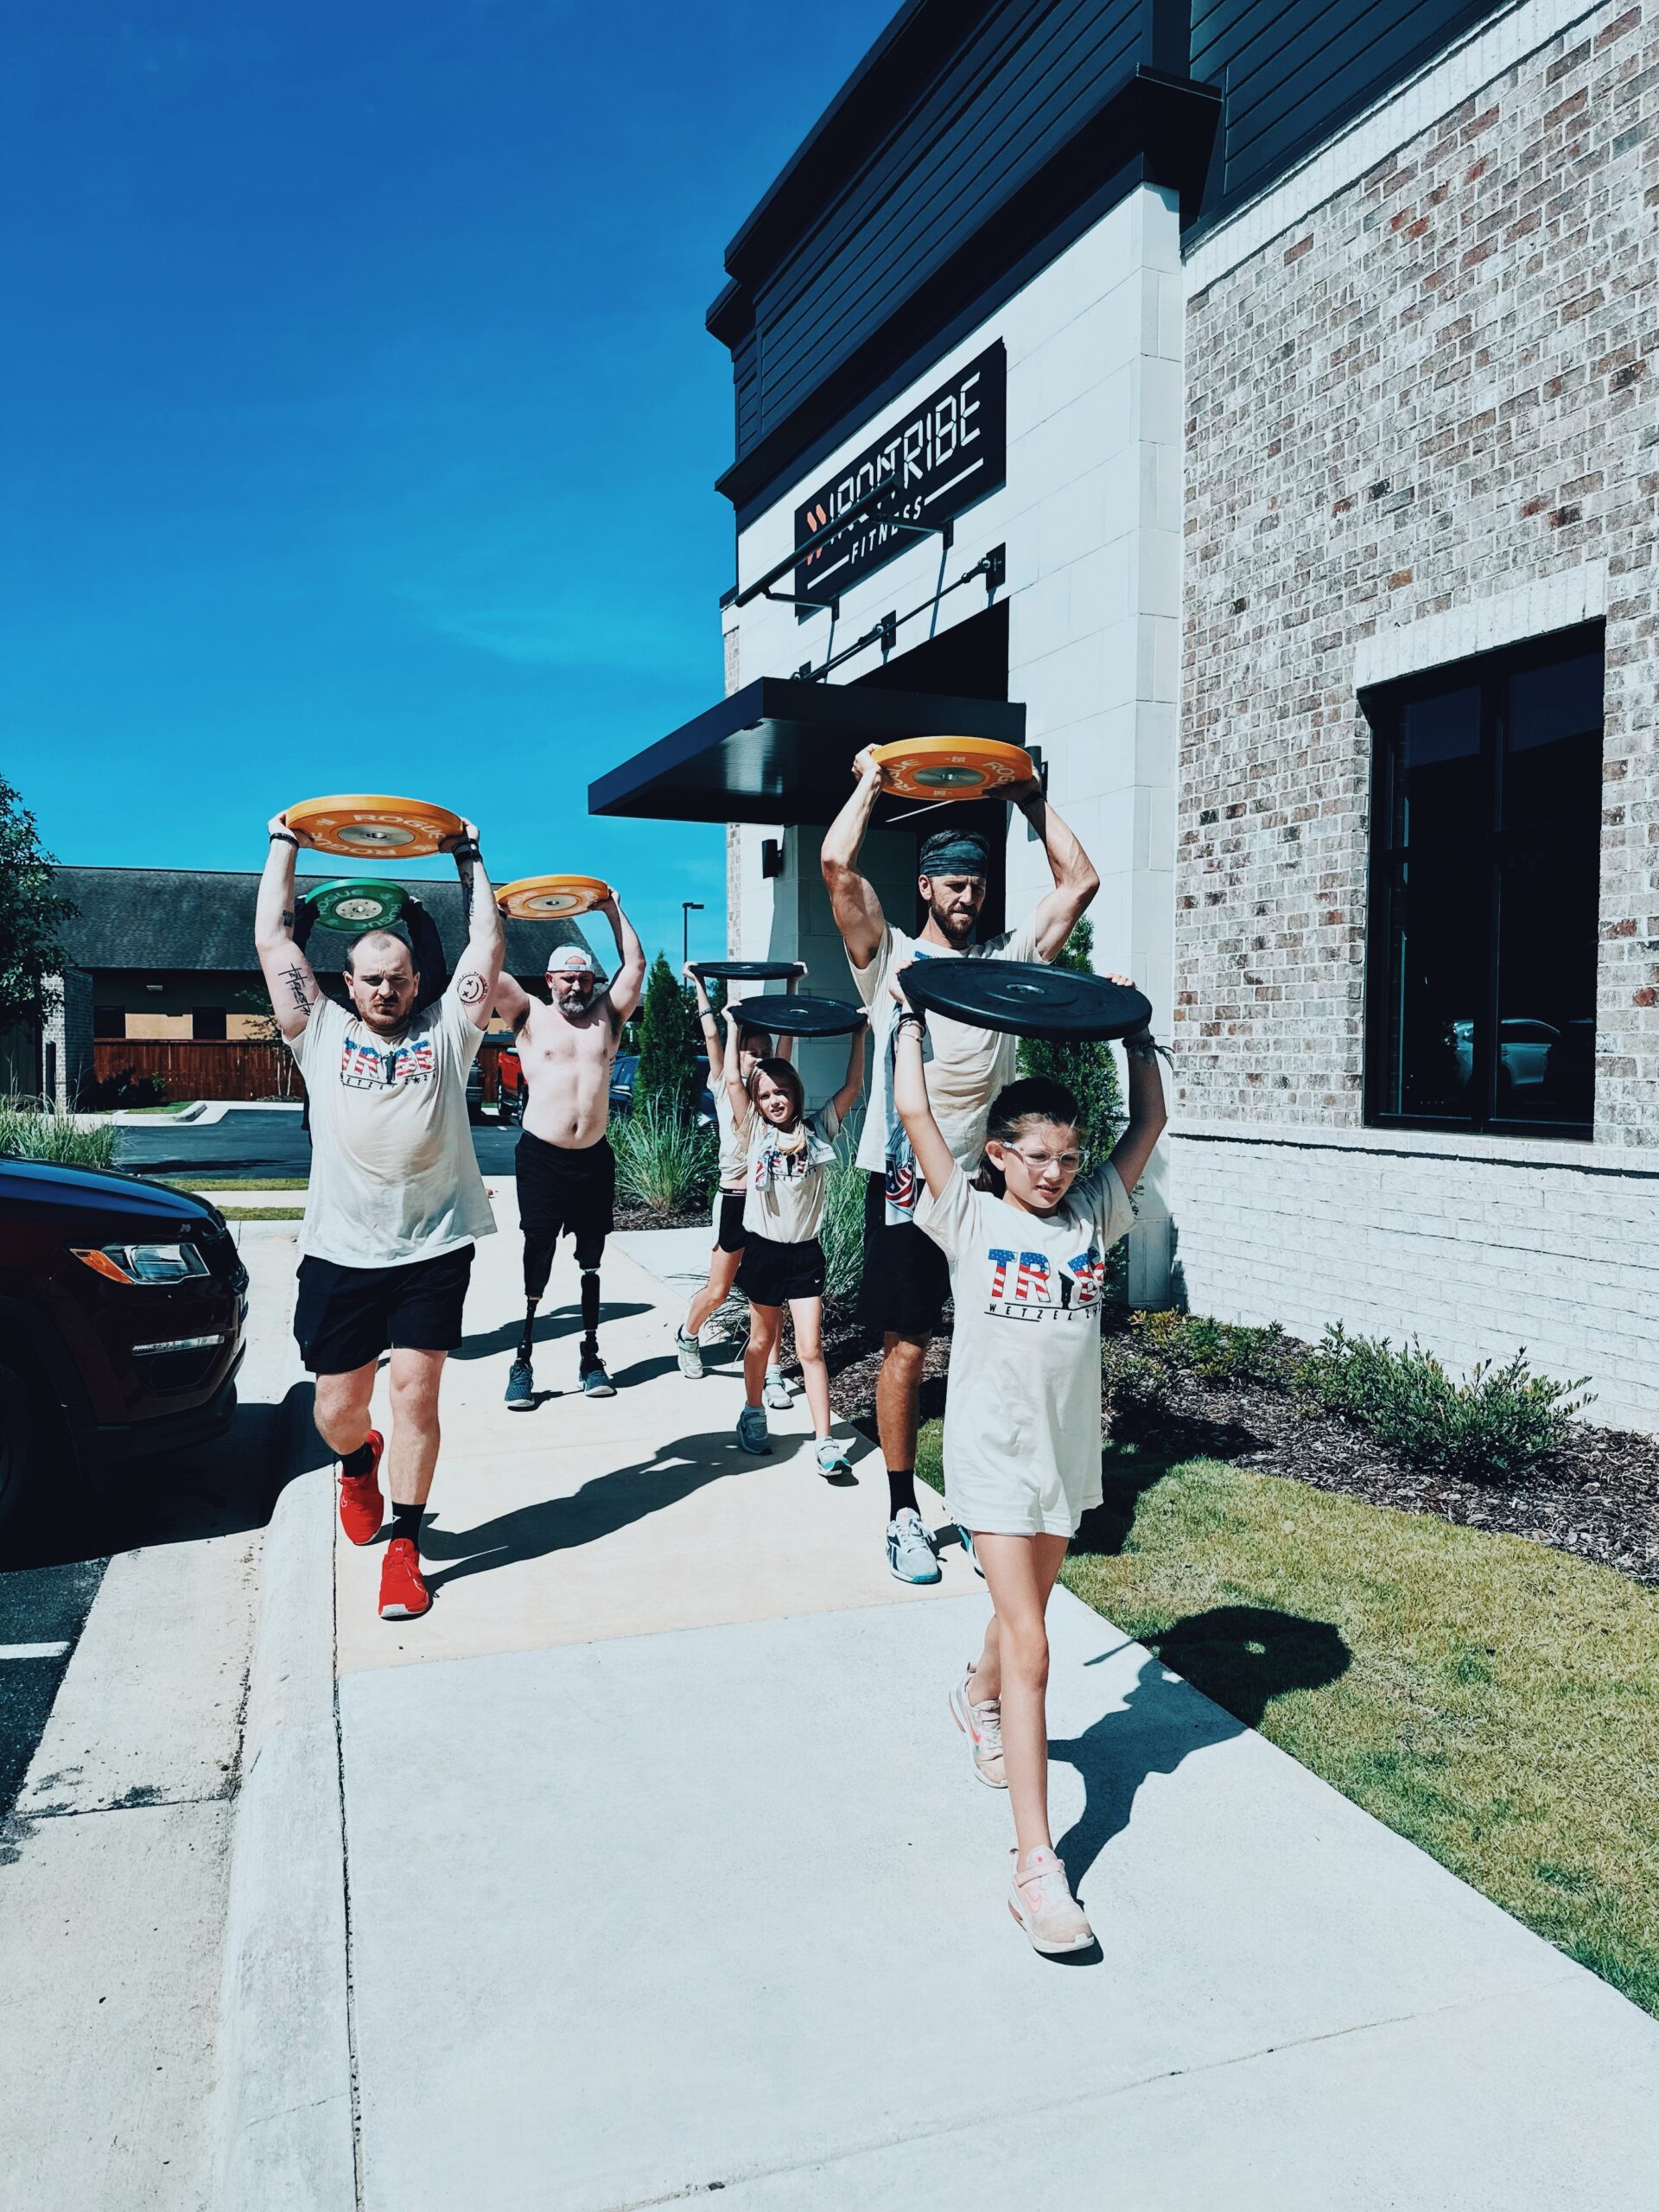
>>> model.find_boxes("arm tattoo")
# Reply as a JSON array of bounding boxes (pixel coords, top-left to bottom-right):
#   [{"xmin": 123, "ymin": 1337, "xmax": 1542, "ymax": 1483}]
[
  {"xmin": 455, "ymin": 853, "xmax": 478, "ymax": 923},
  {"xmin": 279, "ymin": 964, "xmax": 312, "ymax": 1013},
  {"xmin": 456, "ymin": 969, "xmax": 485, "ymax": 1006}
]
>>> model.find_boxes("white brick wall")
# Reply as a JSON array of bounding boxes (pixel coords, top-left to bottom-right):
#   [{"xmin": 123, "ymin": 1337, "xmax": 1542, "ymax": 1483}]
[{"xmin": 1169, "ymin": 1120, "xmax": 1659, "ymax": 1432}]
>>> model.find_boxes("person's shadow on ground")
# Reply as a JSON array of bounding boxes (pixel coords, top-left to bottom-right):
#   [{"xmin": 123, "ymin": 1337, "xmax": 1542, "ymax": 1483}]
[
  {"xmin": 1047, "ymin": 1606, "xmax": 1352, "ymax": 1948},
  {"xmin": 419, "ymin": 1427, "xmax": 820, "ymax": 1589},
  {"xmin": 448, "ymin": 1302, "xmax": 654, "ymax": 1363}
]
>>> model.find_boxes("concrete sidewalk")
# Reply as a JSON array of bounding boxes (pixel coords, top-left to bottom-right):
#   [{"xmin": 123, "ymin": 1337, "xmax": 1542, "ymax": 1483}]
[{"xmin": 229, "ymin": 1201, "xmax": 1659, "ymax": 2209}]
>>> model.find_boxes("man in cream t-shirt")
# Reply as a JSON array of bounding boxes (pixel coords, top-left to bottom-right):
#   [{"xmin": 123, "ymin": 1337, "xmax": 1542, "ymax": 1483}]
[
  {"xmin": 820, "ymin": 747, "xmax": 1101, "ymax": 1586},
  {"xmin": 254, "ymin": 807, "xmax": 505, "ymax": 1624}
]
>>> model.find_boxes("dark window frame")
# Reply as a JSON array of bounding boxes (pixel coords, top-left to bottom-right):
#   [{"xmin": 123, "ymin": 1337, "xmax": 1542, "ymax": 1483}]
[
  {"xmin": 192, "ymin": 1006, "xmax": 227, "ymax": 1041},
  {"xmin": 92, "ymin": 1005, "xmax": 124, "ymax": 1039},
  {"xmin": 1361, "ymin": 621, "xmax": 1604, "ymax": 1142}
]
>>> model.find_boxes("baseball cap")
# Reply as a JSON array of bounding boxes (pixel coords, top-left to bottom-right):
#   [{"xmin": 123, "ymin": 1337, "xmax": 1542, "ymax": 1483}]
[{"xmin": 547, "ymin": 945, "xmax": 600, "ymax": 979}]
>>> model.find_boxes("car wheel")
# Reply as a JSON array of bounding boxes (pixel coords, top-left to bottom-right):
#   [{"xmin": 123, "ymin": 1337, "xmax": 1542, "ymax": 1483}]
[{"xmin": 0, "ymin": 1357, "xmax": 42, "ymax": 1543}]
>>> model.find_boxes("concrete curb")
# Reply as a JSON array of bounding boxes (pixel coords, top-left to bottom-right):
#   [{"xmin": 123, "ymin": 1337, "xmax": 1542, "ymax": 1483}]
[{"xmin": 212, "ymin": 1372, "xmax": 355, "ymax": 2210}]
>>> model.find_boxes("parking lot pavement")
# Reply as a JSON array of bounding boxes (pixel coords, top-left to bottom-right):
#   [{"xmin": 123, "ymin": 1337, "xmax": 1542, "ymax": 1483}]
[
  {"xmin": 0, "ymin": 1557, "xmax": 105, "ymax": 1820},
  {"xmin": 114, "ymin": 1105, "xmax": 521, "ymax": 1183}
]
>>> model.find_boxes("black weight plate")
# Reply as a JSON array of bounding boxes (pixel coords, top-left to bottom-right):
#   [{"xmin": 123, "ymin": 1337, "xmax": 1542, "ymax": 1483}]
[
  {"xmin": 690, "ymin": 960, "xmax": 806, "ymax": 982},
  {"xmin": 899, "ymin": 960, "xmax": 1151, "ymax": 1041},
  {"xmin": 729, "ymin": 994, "xmax": 868, "ymax": 1039}
]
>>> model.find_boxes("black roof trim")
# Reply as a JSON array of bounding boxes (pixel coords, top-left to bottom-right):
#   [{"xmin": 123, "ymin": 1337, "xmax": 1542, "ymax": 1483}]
[{"xmin": 715, "ymin": 67, "xmax": 1218, "ymax": 524}]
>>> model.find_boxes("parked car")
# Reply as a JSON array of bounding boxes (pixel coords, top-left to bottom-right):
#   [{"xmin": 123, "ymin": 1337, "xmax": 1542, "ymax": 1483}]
[
  {"xmin": 0, "ymin": 1158, "xmax": 247, "ymax": 1537},
  {"xmin": 494, "ymin": 1044, "xmax": 524, "ymax": 1126},
  {"xmin": 607, "ymin": 1055, "xmax": 716, "ymax": 1125}
]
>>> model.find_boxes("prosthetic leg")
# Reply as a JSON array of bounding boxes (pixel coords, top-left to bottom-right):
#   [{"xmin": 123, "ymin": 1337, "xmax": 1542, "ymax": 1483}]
[
  {"xmin": 505, "ymin": 1230, "xmax": 556, "ymax": 1411},
  {"xmin": 576, "ymin": 1263, "xmax": 614, "ymax": 1396}
]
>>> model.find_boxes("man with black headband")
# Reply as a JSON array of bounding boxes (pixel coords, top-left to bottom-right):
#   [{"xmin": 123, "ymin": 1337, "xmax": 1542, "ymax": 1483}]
[
  {"xmin": 491, "ymin": 895, "xmax": 645, "ymax": 1405},
  {"xmin": 822, "ymin": 751, "xmax": 1098, "ymax": 1585}
]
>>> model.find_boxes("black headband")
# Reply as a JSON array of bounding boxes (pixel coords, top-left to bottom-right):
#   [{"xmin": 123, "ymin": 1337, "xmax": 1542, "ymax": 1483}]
[{"xmin": 918, "ymin": 830, "xmax": 990, "ymax": 878}]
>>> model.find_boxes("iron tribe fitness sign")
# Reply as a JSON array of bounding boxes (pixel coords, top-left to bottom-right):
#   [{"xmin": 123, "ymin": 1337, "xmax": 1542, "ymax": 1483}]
[{"xmin": 792, "ymin": 341, "xmax": 1007, "ymax": 612}]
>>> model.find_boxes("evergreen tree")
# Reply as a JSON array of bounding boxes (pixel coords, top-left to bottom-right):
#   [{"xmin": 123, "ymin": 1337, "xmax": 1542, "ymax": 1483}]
[
  {"xmin": 633, "ymin": 950, "xmax": 700, "ymax": 1119},
  {"xmin": 0, "ymin": 774, "xmax": 76, "ymax": 1031},
  {"xmin": 1016, "ymin": 915, "xmax": 1124, "ymax": 1160}
]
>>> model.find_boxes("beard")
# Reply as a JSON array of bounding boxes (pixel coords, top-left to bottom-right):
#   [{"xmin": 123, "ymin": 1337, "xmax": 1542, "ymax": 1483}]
[{"xmin": 926, "ymin": 899, "xmax": 979, "ymax": 946}]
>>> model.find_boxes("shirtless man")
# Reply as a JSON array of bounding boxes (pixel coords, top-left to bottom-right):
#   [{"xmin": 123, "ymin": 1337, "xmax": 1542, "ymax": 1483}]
[
  {"xmin": 493, "ymin": 893, "xmax": 645, "ymax": 1406},
  {"xmin": 822, "ymin": 751, "xmax": 1099, "ymax": 1586}
]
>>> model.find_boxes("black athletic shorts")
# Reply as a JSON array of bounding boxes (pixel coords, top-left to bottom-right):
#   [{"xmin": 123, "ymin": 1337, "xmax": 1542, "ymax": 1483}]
[
  {"xmin": 517, "ymin": 1128, "xmax": 615, "ymax": 1287},
  {"xmin": 857, "ymin": 1170, "xmax": 950, "ymax": 1339},
  {"xmin": 294, "ymin": 1244, "xmax": 475, "ymax": 1375},
  {"xmin": 735, "ymin": 1231, "xmax": 825, "ymax": 1306},
  {"xmin": 714, "ymin": 1189, "xmax": 747, "ymax": 1255}
]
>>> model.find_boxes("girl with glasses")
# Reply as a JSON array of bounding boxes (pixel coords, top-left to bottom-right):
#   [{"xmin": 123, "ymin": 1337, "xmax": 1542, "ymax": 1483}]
[{"xmin": 889, "ymin": 973, "xmax": 1167, "ymax": 1954}]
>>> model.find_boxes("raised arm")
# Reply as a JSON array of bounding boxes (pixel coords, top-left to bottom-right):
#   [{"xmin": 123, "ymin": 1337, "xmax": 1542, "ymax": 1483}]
[
  {"xmin": 444, "ymin": 819, "xmax": 505, "ymax": 1032},
  {"xmin": 1006, "ymin": 779, "xmax": 1100, "ymax": 963},
  {"xmin": 1107, "ymin": 987, "xmax": 1169, "ymax": 1192},
  {"xmin": 830, "ymin": 1019, "xmax": 868, "ymax": 1124},
  {"xmin": 721, "ymin": 1007, "xmax": 751, "ymax": 1135},
  {"xmin": 686, "ymin": 963, "xmax": 725, "ymax": 1084},
  {"xmin": 599, "ymin": 892, "xmax": 645, "ymax": 1026},
  {"xmin": 254, "ymin": 813, "xmax": 321, "ymax": 1041},
  {"xmin": 888, "ymin": 996, "xmax": 955, "ymax": 1200},
  {"xmin": 492, "ymin": 956, "xmax": 533, "ymax": 1032},
  {"xmin": 820, "ymin": 749, "xmax": 889, "ymax": 971}
]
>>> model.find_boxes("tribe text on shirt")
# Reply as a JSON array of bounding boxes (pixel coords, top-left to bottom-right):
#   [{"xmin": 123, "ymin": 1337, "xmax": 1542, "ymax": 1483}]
[{"xmin": 287, "ymin": 986, "xmax": 495, "ymax": 1270}]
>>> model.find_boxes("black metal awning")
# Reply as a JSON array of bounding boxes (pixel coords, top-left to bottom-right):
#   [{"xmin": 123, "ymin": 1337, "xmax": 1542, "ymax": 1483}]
[{"xmin": 587, "ymin": 676, "xmax": 1025, "ymax": 826}]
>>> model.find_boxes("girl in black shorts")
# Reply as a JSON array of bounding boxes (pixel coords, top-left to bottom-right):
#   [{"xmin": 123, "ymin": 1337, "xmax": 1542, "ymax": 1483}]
[{"xmin": 724, "ymin": 1007, "xmax": 866, "ymax": 1472}]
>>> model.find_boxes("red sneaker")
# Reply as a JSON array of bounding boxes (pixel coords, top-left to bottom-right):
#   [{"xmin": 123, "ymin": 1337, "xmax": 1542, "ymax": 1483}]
[
  {"xmin": 337, "ymin": 1429, "xmax": 385, "ymax": 1546},
  {"xmin": 378, "ymin": 1536, "xmax": 430, "ymax": 1620}
]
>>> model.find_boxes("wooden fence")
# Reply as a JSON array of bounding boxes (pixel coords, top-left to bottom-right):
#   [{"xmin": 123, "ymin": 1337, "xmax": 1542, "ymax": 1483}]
[{"xmin": 92, "ymin": 1039, "xmax": 509, "ymax": 1104}]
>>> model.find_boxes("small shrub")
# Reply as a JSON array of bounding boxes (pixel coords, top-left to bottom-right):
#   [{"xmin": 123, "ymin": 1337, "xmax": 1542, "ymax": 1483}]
[
  {"xmin": 1102, "ymin": 1337, "xmax": 1173, "ymax": 1426},
  {"xmin": 87, "ymin": 1065, "xmax": 168, "ymax": 1109},
  {"xmin": 0, "ymin": 1100, "xmax": 118, "ymax": 1171},
  {"xmin": 1294, "ymin": 1323, "xmax": 1592, "ymax": 1483},
  {"xmin": 612, "ymin": 1096, "xmax": 716, "ymax": 1216},
  {"xmin": 633, "ymin": 952, "xmax": 701, "ymax": 1120},
  {"xmin": 1135, "ymin": 1310, "xmax": 1287, "ymax": 1385},
  {"xmin": 820, "ymin": 1144, "xmax": 867, "ymax": 1302}
]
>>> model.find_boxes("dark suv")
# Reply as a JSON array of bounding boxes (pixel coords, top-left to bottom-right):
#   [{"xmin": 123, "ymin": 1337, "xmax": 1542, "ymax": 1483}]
[{"xmin": 0, "ymin": 1158, "xmax": 248, "ymax": 1537}]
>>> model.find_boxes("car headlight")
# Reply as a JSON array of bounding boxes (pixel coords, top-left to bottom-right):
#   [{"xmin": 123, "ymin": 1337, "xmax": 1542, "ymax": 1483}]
[{"xmin": 73, "ymin": 1242, "xmax": 211, "ymax": 1286}]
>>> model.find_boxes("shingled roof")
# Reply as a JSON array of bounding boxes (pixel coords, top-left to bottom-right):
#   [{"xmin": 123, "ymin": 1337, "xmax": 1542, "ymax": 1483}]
[{"xmin": 52, "ymin": 867, "xmax": 583, "ymax": 976}]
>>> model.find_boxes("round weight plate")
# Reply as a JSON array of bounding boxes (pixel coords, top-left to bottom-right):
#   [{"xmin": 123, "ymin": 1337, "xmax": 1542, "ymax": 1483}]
[
  {"xmin": 495, "ymin": 873, "xmax": 611, "ymax": 919},
  {"xmin": 302, "ymin": 878, "xmax": 409, "ymax": 932},
  {"xmin": 690, "ymin": 960, "xmax": 807, "ymax": 983},
  {"xmin": 286, "ymin": 794, "xmax": 463, "ymax": 859},
  {"xmin": 728, "ymin": 994, "xmax": 868, "ymax": 1039},
  {"xmin": 869, "ymin": 735, "xmax": 1033, "ymax": 803},
  {"xmin": 899, "ymin": 960, "xmax": 1152, "ymax": 1042}
]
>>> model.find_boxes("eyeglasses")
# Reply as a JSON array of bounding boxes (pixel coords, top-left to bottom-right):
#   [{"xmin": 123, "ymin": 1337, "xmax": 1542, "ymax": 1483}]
[{"xmin": 1002, "ymin": 1147, "xmax": 1085, "ymax": 1175}]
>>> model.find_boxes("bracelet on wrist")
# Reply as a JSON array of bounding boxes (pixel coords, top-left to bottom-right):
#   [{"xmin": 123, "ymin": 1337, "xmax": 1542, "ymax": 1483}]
[{"xmin": 269, "ymin": 830, "xmax": 298, "ymax": 847}]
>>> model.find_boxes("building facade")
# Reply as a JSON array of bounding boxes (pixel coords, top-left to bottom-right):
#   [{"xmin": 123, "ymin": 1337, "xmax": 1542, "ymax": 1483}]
[{"xmin": 593, "ymin": 0, "xmax": 1659, "ymax": 1430}]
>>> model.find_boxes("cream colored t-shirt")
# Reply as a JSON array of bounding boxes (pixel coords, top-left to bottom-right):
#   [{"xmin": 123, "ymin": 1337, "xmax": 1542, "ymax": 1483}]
[
  {"xmin": 915, "ymin": 1160, "xmax": 1135, "ymax": 1537},
  {"xmin": 715, "ymin": 1083, "xmax": 746, "ymax": 1188},
  {"xmin": 850, "ymin": 916, "xmax": 1043, "ymax": 1174},
  {"xmin": 289, "ymin": 988, "xmax": 496, "ymax": 1269},
  {"xmin": 742, "ymin": 1101, "xmax": 842, "ymax": 1244}
]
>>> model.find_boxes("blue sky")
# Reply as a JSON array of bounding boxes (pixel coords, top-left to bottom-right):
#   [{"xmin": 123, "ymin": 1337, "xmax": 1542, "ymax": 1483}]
[{"xmin": 1, "ymin": 1, "xmax": 896, "ymax": 965}]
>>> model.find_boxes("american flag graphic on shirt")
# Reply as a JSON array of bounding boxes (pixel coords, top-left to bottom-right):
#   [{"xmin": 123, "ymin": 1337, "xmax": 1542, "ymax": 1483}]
[
  {"xmin": 984, "ymin": 1241, "xmax": 1103, "ymax": 1322},
  {"xmin": 339, "ymin": 1029, "xmax": 436, "ymax": 1090}
]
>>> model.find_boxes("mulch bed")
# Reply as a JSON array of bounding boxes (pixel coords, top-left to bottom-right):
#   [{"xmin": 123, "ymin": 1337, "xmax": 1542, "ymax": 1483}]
[
  {"xmin": 612, "ymin": 1201, "xmax": 713, "ymax": 1232},
  {"xmin": 809, "ymin": 1294, "xmax": 1659, "ymax": 1588}
]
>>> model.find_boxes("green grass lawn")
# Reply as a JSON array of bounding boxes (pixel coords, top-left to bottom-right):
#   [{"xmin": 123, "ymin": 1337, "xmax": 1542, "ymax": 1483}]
[
  {"xmin": 120, "ymin": 1101, "xmax": 197, "ymax": 1116},
  {"xmin": 916, "ymin": 1422, "xmax": 1659, "ymax": 2018},
  {"xmin": 165, "ymin": 1176, "xmax": 310, "ymax": 1192},
  {"xmin": 216, "ymin": 1205, "xmax": 306, "ymax": 1221}
]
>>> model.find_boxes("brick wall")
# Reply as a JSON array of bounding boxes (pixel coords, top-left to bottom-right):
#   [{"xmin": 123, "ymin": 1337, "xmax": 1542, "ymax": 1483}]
[{"xmin": 1179, "ymin": 0, "xmax": 1659, "ymax": 1140}]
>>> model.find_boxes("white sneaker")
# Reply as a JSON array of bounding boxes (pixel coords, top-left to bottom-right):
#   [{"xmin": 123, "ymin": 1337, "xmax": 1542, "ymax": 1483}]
[
  {"xmin": 815, "ymin": 1437, "xmax": 853, "ymax": 1480},
  {"xmin": 886, "ymin": 1509, "xmax": 941, "ymax": 1585},
  {"xmin": 1007, "ymin": 1848, "xmax": 1095, "ymax": 1955},
  {"xmin": 762, "ymin": 1367, "xmax": 793, "ymax": 1410},
  {"xmin": 948, "ymin": 1664, "xmax": 1006, "ymax": 1787},
  {"xmin": 676, "ymin": 1327, "xmax": 704, "ymax": 1380}
]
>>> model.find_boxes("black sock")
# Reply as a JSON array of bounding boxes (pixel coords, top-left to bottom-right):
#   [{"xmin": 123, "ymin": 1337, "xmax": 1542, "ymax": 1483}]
[
  {"xmin": 390, "ymin": 1499, "xmax": 423, "ymax": 1548},
  {"xmin": 887, "ymin": 1466, "xmax": 919, "ymax": 1520},
  {"xmin": 340, "ymin": 1437, "xmax": 377, "ymax": 1479}
]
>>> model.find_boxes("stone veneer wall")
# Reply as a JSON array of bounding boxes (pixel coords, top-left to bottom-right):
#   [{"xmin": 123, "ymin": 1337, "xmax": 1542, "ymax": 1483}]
[{"xmin": 1170, "ymin": 0, "xmax": 1659, "ymax": 1428}]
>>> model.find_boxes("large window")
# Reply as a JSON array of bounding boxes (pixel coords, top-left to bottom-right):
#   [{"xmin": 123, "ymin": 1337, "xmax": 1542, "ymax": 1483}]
[{"xmin": 1363, "ymin": 625, "xmax": 1603, "ymax": 1137}]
